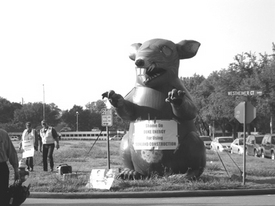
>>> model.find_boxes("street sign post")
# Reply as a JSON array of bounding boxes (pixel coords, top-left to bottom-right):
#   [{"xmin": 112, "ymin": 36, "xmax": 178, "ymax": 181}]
[
  {"xmin": 101, "ymin": 109, "xmax": 113, "ymax": 169},
  {"xmin": 228, "ymin": 90, "xmax": 263, "ymax": 96},
  {"xmin": 234, "ymin": 102, "xmax": 256, "ymax": 124},
  {"xmin": 101, "ymin": 109, "xmax": 113, "ymax": 127},
  {"xmin": 228, "ymin": 90, "xmax": 261, "ymax": 185}
]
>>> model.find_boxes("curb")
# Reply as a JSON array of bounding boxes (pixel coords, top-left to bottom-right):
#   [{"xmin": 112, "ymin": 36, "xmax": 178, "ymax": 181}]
[{"xmin": 29, "ymin": 189, "xmax": 275, "ymax": 199}]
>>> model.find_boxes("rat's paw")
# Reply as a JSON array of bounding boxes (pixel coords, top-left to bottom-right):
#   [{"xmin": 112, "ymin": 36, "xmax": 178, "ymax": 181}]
[
  {"xmin": 116, "ymin": 168, "xmax": 144, "ymax": 180},
  {"xmin": 102, "ymin": 90, "xmax": 124, "ymax": 107},
  {"xmin": 165, "ymin": 89, "xmax": 185, "ymax": 106}
]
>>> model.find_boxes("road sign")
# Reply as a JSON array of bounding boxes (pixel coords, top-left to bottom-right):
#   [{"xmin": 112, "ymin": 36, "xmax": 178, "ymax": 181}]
[
  {"xmin": 228, "ymin": 90, "xmax": 262, "ymax": 96},
  {"xmin": 234, "ymin": 101, "xmax": 256, "ymax": 124},
  {"xmin": 101, "ymin": 109, "xmax": 113, "ymax": 127}
]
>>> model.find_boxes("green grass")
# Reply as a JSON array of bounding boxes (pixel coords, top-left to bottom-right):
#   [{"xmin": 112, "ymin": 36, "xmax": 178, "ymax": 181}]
[{"xmin": 9, "ymin": 140, "xmax": 275, "ymax": 193}]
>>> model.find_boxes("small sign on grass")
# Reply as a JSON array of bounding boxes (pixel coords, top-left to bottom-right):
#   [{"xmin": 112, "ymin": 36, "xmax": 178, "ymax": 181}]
[{"xmin": 85, "ymin": 169, "xmax": 118, "ymax": 190}]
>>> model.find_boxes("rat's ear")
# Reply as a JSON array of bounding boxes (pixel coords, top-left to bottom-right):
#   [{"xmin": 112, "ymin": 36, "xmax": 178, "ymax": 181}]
[
  {"xmin": 129, "ymin": 43, "xmax": 142, "ymax": 61},
  {"xmin": 177, "ymin": 40, "xmax": 200, "ymax": 59}
]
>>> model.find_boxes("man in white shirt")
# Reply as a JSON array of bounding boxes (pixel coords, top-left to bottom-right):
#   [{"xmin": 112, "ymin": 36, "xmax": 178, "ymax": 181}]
[{"xmin": 39, "ymin": 120, "xmax": 60, "ymax": 172}]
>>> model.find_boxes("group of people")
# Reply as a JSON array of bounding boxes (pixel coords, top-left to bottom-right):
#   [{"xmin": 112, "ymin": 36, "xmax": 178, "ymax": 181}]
[
  {"xmin": 0, "ymin": 120, "xmax": 60, "ymax": 205},
  {"xmin": 20, "ymin": 120, "xmax": 60, "ymax": 172}
]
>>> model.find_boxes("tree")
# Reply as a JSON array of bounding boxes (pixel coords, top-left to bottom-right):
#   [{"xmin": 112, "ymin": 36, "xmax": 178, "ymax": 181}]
[
  {"xmin": 0, "ymin": 97, "xmax": 22, "ymax": 123},
  {"xmin": 109, "ymin": 107, "xmax": 130, "ymax": 132},
  {"xmin": 181, "ymin": 75, "xmax": 209, "ymax": 135},
  {"xmin": 255, "ymin": 53, "xmax": 275, "ymax": 133},
  {"xmin": 85, "ymin": 99, "xmax": 130, "ymax": 131},
  {"xmin": 86, "ymin": 100, "xmax": 106, "ymax": 113},
  {"xmin": 61, "ymin": 105, "xmax": 84, "ymax": 131},
  {"xmin": 13, "ymin": 102, "xmax": 61, "ymax": 130},
  {"xmin": 195, "ymin": 70, "xmax": 236, "ymax": 136},
  {"xmin": 61, "ymin": 104, "xmax": 104, "ymax": 131},
  {"xmin": 199, "ymin": 49, "xmax": 275, "ymax": 137}
]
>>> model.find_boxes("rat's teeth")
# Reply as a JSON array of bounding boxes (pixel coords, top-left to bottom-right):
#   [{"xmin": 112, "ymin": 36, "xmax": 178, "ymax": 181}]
[{"xmin": 148, "ymin": 64, "xmax": 155, "ymax": 72}]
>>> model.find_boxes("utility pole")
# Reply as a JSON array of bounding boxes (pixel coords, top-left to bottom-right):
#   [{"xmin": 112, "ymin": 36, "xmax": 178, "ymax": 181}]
[
  {"xmin": 43, "ymin": 84, "xmax": 45, "ymax": 120},
  {"xmin": 271, "ymin": 116, "xmax": 273, "ymax": 135},
  {"xmin": 76, "ymin": 111, "xmax": 79, "ymax": 131}
]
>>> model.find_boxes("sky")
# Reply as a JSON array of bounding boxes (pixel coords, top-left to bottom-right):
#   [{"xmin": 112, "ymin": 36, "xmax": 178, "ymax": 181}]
[{"xmin": 0, "ymin": 0, "xmax": 274, "ymax": 111}]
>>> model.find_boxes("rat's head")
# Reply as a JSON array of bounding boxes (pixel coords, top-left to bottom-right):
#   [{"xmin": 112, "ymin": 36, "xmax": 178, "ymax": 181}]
[{"xmin": 129, "ymin": 39, "xmax": 200, "ymax": 88}]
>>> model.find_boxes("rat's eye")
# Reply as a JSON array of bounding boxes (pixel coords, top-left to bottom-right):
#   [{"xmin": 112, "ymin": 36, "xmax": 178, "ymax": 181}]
[{"xmin": 160, "ymin": 46, "xmax": 172, "ymax": 56}]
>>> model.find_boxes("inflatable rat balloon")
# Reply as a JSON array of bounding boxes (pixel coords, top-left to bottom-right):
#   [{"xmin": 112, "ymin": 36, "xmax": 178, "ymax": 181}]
[{"xmin": 102, "ymin": 38, "xmax": 206, "ymax": 180}]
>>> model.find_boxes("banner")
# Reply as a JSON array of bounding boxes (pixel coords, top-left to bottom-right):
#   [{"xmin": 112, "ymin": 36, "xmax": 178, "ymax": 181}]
[
  {"xmin": 133, "ymin": 120, "xmax": 178, "ymax": 150},
  {"xmin": 85, "ymin": 169, "xmax": 118, "ymax": 190},
  {"xmin": 22, "ymin": 140, "xmax": 34, "ymax": 158}
]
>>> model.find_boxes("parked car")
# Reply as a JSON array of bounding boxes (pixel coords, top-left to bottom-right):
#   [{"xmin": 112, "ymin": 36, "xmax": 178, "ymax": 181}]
[
  {"xmin": 210, "ymin": 136, "xmax": 233, "ymax": 152},
  {"xmin": 110, "ymin": 135, "xmax": 123, "ymax": 141},
  {"xmin": 260, "ymin": 134, "xmax": 275, "ymax": 159},
  {"xmin": 230, "ymin": 138, "xmax": 244, "ymax": 154},
  {"xmin": 246, "ymin": 134, "xmax": 264, "ymax": 157},
  {"xmin": 200, "ymin": 136, "xmax": 212, "ymax": 149}
]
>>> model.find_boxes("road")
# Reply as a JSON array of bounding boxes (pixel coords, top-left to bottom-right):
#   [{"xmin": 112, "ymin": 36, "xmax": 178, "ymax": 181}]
[{"xmin": 23, "ymin": 195, "xmax": 275, "ymax": 206}]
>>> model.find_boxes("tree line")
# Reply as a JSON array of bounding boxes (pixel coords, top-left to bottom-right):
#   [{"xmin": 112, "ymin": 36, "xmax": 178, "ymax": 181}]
[
  {"xmin": 183, "ymin": 43, "xmax": 275, "ymax": 137},
  {"xmin": 1, "ymin": 44, "xmax": 274, "ymax": 136},
  {"xmin": 0, "ymin": 99, "xmax": 129, "ymax": 133}
]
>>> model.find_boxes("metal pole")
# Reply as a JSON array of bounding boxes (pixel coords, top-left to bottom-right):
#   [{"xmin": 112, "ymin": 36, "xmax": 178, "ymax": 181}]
[
  {"xmin": 43, "ymin": 84, "xmax": 45, "ymax": 120},
  {"xmin": 76, "ymin": 111, "xmax": 79, "ymax": 131},
  {"xmin": 243, "ymin": 101, "xmax": 246, "ymax": 185},
  {"xmin": 106, "ymin": 126, "xmax": 110, "ymax": 169},
  {"xmin": 213, "ymin": 120, "xmax": 215, "ymax": 139},
  {"xmin": 271, "ymin": 116, "xmax": 273, "ymax": 135}
]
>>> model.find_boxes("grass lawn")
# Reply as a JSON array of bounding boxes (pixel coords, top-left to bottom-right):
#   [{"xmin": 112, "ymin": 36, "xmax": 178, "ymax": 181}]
[{"xmin": 9, "ymin": 140, "xmax": 275, "ymax": 193}]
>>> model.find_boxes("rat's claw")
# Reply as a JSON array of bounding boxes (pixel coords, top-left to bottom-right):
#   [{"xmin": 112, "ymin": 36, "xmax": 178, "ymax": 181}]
[
  {"xmin": 102, "ymin": 91, "xmax": 108, "ymax": 99},
  {"xmin": 166, "ymin": 89, "xmax": 185, "ymax": 105},
  {"xmin": 102, "ymin": 90, "xmax": 116, "ymax": 99},
  {"xmin": 116, "ymin": 169, "xmax": 144, "ymax": 180},
  {"xmin": 177, "ymin": 90, "xmax": 185, "ymax": 98}
]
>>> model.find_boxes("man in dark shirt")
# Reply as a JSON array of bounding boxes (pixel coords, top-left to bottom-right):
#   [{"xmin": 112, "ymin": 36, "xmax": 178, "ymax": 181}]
[{"xmin": 0, "ymin": 129, "xmax": 19, "ymax": 205}]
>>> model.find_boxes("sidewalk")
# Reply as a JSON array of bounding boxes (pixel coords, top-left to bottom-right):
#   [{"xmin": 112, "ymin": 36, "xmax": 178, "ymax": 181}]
[{"xmin": 29, "ymin": 188, "xmax": 275, "ymax": 199}]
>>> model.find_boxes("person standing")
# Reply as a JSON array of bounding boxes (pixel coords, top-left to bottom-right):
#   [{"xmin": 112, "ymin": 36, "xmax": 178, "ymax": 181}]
[
  {"xmin": 19, "ymin": 122, "xmax": 38, "ymax": 171},
  {"xmin": 0, "ymin": 129, "xmax": 19, "ymax": 205},
  {"xmin": 39, "ymin": 120, "xmax": 60, "ymax": 172}
]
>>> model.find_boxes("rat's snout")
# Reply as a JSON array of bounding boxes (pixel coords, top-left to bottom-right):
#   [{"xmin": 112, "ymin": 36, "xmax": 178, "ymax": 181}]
[{"xmin": 135, "ymin": 59, "xmax": 145, "ymax": 67}]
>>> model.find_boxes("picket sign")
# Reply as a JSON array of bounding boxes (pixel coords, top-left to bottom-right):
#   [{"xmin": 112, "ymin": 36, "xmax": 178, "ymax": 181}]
[
  {"xmin": 22, "ymin": 140, "xmax": 35, "ymax": 158},
  {"xmin": 85, "ymin": 169, "xmax": 118, "ymax": 190}
]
